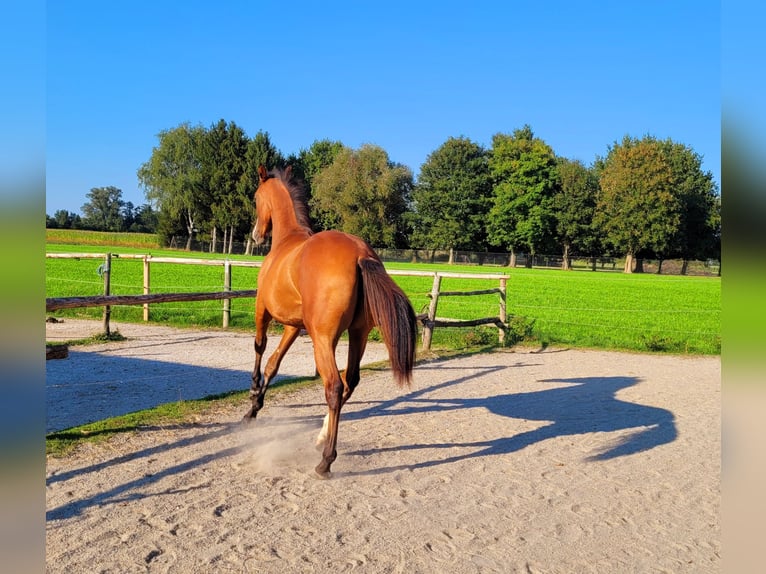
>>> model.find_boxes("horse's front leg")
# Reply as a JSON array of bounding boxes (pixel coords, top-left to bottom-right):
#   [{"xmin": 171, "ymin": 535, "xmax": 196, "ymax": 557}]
[
  {"xmin": 244, "ymin": 323, "xmax": 302, "ymax": 423},
  {"xmin": 243, "ymin": 307, "xmax": 271, "ymax": 422}
]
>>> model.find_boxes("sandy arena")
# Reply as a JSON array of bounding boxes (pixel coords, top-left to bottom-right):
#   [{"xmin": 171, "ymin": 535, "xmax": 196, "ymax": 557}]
[{"xmin": 46, "ymin": 319, "xmax": 720, "ymax": 573}]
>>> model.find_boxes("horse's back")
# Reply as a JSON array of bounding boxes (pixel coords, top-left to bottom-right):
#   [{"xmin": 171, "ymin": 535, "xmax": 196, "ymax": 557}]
[
  {"xmin": 298, "ymin": 231, "xmax": 373, "ymax": 334},
  {"xmin": 305, "ymin": 230, "xmax": 375, "ymax": 261},
  {"xmin": 300, "ymin": 230, "xmax": 373, "ymax": 287}
]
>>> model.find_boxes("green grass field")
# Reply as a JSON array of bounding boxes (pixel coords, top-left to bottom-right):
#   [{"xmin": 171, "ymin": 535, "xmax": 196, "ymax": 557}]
[
  {"xmin": 46, "ymin": 229, "xmax": 161, "ymax": 249},
  {"xmin": 46, "ymin": 237, "xmax": 720, "ymax": 354},
  {"xmin": 45, "ymin": 231, "xmax": 720, "ymax": 453}
]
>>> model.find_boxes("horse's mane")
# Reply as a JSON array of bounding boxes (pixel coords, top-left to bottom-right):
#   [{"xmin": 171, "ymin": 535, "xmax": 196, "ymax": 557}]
[{"xmin": 268, "ymin": 166, "xmax": 313, "ymax": 233}]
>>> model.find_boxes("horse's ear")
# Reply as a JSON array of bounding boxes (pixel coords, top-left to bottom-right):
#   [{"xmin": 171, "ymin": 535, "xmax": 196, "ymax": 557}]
[
  {"xmin": 258, "ymin": 165, "xmax": 268, "ymax": 182},
  {"xmin": 284, "ymin": 165, "xmax": 292, "ymax": 179}
]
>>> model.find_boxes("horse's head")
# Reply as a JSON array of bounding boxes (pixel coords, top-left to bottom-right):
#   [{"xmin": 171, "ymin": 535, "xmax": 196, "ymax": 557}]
[
  {"xmin": 252, "ymin": 165, "xmax": 274, "ymax": 245},
  {"xmin": 252, "ymin": 164, "xmax": 306, "ymax": 245}
]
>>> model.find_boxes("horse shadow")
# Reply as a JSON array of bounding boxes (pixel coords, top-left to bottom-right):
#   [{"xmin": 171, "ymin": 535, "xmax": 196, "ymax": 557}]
[{"xmin": 339, "ymin": 364, "xmax": 677, "ymax": 475}]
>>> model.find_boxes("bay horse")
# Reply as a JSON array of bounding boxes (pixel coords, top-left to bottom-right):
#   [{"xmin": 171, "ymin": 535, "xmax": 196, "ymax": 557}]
[{"xmin": 244, "ymin": 165, "xmax": 417, "ymax": 478}]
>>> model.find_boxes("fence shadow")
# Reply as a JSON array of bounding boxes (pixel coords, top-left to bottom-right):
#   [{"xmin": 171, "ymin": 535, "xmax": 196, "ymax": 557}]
[
  {"xmin": 46, "ymin": 351, "xmax": 254, "ymax": 434},
  {"xmin": 46, "ymin": 352, "xmax": 259, "ymax": 521}
]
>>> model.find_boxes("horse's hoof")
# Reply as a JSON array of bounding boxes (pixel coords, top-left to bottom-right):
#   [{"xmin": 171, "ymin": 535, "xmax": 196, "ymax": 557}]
[
  {"xmin": 314, "ymin": 467, "xmax": 332, "ymax": 480},
  {"xmin": 241, "ymin": 413, "xmax": 257, "ymax": 426}
]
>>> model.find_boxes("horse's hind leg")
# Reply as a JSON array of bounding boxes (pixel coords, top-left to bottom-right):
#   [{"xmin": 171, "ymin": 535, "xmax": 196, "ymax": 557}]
[
  {"xmin": 313, "ymin": 338, "xmax": 344, "ymax": 479},
  {"xmin": 342, "ymin": 324, "xmax": 372, "ymax": 404},
  {"xmin": 316, "ymin": 324, "xmax": 371, "ymax": 448}
]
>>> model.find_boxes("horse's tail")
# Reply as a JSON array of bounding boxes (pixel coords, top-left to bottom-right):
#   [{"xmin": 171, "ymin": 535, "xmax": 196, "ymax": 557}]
[{"xmin": 358, "ymin": 258, "xmax": 417, "ymax": 387}]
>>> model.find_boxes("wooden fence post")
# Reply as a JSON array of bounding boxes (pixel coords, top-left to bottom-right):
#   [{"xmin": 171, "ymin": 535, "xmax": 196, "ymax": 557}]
[
  {"xmin": 143, "ymin": 255, "xmax": 151, "ymax": 321},
  {"xmin": 422, "ymin": 273, "xmax": 441, "ymax": 351},
  {"xmin": 498, "ymin": 277, "xmax": 507, "ymax": 345},
  {"xmin": 223, "ymin": 259, "xmax": 231, "ymax": 328},
  {"xmin": 101, "ymin": 253, "xmax": 112, "ymax": 336}
]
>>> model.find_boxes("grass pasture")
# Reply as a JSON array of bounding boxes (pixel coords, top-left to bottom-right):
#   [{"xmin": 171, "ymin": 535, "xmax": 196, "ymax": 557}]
[
  {"xmin": 46, "ymin": 229, "xmax": 160, "ymax": 249},
  {"xmin": 504, "ymin": 268, "xmax": 719, "ymax": 354},
  {"xmin": 46, "ymin": 242, "xmax": 720, "ymax": 355}
]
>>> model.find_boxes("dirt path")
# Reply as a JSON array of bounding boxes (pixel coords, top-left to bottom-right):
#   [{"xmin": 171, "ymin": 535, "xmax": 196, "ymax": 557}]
[{"xmin": 46, "ymin": 320, "xmax": 720, "ymax": 573}]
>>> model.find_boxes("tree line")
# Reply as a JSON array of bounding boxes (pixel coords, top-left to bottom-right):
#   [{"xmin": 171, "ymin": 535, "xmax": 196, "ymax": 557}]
[
  {"xmin": 46, "ymin": 186, "xmax": 159, "ymax": 234},
  {"xmin": 47, "ymin": 119, "xmax": 720, "ymax": 273}
]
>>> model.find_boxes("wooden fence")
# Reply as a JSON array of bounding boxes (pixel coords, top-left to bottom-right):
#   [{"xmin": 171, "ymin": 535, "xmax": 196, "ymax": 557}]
[
  {"xmin": 46, "ymin": 254, "xmax": 509, "ymax": 349},
  {"xmin": 46, "ymin": 253, "xmax": 261, "ymax": 334},
  {"xmin": 387, "ymin": 270, "xmax": 509, "ymax": 350}
]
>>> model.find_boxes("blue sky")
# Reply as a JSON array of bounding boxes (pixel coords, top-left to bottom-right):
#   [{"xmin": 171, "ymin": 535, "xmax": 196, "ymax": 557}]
[{"xmin": 46, "ymin": 1, "xmax": 721, "ymax": 215}]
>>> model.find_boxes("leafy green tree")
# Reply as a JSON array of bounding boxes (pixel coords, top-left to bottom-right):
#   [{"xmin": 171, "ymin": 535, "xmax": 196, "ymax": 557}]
[
  {"xmin": 553, "ymin": 158, "xmax": 600, "ymax": 269},
  {"xmin": 81, "ymin": 186, "xmax": 125, "ymax": 231},
  {"xmin": 47, "ymin": 209, "xmax": 81, "ymax": 229},
  {"xmin": 121, "ymin": 202, "xmax": 136, "ymax": 229},
  {"xmin": 595, "ymin": 135, "xmax": 680, "ymax": 273},
  {"xmin": 138, "ymin": 123, "xmax": 208, "ymax": 249},
  {"xmin": 311, "ymin": 144, "xmax": 413, "ymax": 247},
  {"xmin": 295, "ymin": 139, "xmax": 344, "ymax": 182},
  {"xmin": 138, "ymin": 123, "xmax": 286, "ymax": 251},
  {"xmin": 487, "ymin": 125, "xmax": 560, "ymax": 267},
  {"xmin": 658, "ymin": 139, "xmax": 720, "ymax": 273},
  {"xmin": 411, "ymin": 136, "xmax": 492, "ymax": 263},
  {"xmin": 203, "ymin": 119, "xmax": 250, "ymax": 252},
  {"xmin": 289, "ymin": 139, "xmax": 345, "ymax": 218},
  {"xmin": 707, "ymin": 194, "xmax": 721, "ymax": 274},
  {"xmin": 127, "ymin": 204, "xmax": 158, "ymax": 233}
]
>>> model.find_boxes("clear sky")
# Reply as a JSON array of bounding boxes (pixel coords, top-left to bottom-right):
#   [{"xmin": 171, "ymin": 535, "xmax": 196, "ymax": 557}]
[{"xmin": 46, "ymin": 1, "xmax": 721, "ymax": 215}]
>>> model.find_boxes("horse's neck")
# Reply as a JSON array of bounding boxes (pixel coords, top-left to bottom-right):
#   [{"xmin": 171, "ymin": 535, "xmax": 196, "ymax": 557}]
[{"xmin": 270, "ymin": 196, "xmax": 309, "ymax": 247}]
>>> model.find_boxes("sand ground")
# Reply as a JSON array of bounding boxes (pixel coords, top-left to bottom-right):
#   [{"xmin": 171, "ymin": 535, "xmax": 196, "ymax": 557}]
[{"xmin": 45, "ymin": 319, "xmax": 720, "ymax": 573}]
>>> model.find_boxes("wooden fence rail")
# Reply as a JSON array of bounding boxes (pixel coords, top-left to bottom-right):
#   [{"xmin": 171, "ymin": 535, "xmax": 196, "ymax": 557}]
[
  {"xmin": 46, "ymin": 254, "xmax": 509, "ymax": 348},
  {"xmin": 413, "ymin": 272, "xmax": 508, "ymax": 350},
  {"xmin": 46, "ymin": 253, "xmax": 262, "ymax": 330},
  {"xmin": 46, "ymin": 290, "xmax": 258, "ymax": 311}
]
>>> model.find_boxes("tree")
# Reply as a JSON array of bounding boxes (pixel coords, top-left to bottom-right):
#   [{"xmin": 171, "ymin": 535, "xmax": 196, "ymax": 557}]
[
  {"xmin": 121, "ymin": 202, "xmax": 136, "ymax": 230},
  {"xmin": 553, "ymin": 158, "xmax": 600, "ymax": 269},
  {"xmin": 487, "ymin": 125, "xmax": 560, "ymax": 267},
  {"xmin": 137, "ymin": 123, "xmax": 208, "ymax": 250},
  {"xmin": 595, "ymin": 135, "xmax": 680, "ymax": 273},
  {"xmin": 47, "ymin": 209, "xmax": 80, "ymax": 229},
  {"xmin": 81, "ymin": 186, "xmax": 125, "ymax": 231},
  {"xmin": 128, "ymin": 203, "xmax": 158, "ymax": 233},
  {"xmin": 295, "ymin": 139, "xmax": 344, "ymax": 183},
  {"xmin": 203, "ymin": 119, "xmax": 250, "ymax": 253},
  {"xmin": 707, "ymin": 195, "xmax": 721, "ymax": 274},
  {"xmin": 658, "ymin": 139, "xmax": 720, "ymax": 273},
  {"xmin": 290, "ymin": 139, "xmax": 345, "ymax": 220},
  {"xmin": 411, "ymin": 136, "xmax": 492, "ymax": 263},
  {"xmin": 311, "ymin": 144, "xmax": 413, "ymax": 247}
]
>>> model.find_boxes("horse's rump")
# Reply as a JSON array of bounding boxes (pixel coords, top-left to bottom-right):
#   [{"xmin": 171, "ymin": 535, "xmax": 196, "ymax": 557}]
[{"xmin": 298, "ymin": 232, "xmax": 416, "ymax": 386}]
